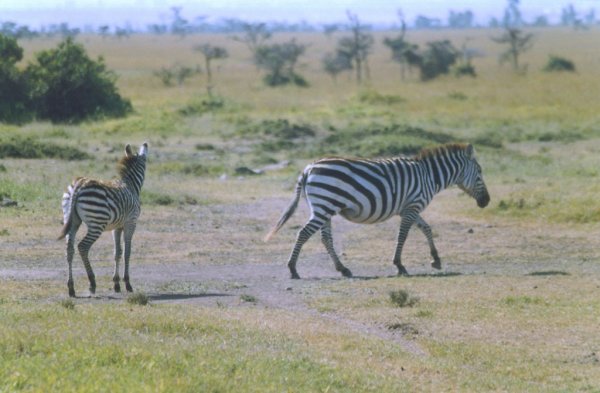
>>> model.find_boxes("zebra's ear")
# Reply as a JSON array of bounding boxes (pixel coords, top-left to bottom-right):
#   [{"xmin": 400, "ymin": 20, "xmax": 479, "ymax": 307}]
[
  {"xmin": 466, "ymin": 143, "xmax": 474, "ymax": 158},
  {"xmin": 125, "ymin": 144, "xmax": 133, "ymax": 157}
]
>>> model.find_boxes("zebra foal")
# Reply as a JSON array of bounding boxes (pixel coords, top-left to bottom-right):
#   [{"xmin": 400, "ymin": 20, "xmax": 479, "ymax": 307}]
[
  {"xmin": 58, "ymin": 143, "xmax": 148, "ymax": 297},
  {"xmin": 266, "ymin": 143, "xmax": 490, "ymax": 279}
]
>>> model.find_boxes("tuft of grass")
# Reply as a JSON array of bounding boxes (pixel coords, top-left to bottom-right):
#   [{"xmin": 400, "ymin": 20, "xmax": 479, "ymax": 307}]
[
  {"xmin": 142, "ymin": 191, "xmax": 175, "ymax": 206},
  {"xmin": 240, "ymin": 294, "xmax": 257, "ymax": 303},
  {"xmin": 502, "ymin": 296, "xmax": 547, "ymax": 307},
  {"xmin": 527, "ymin": 271, "xmax": 570, "ymax": 276},
  {"xmin": 59, "ymin": 299, "xmax": 75, "ymax": 310},
  {"xmin": 356, "ymin": 90, "xmax": 405, "ymax": 105},
  {"xmin": 127, "ymin": 292, "xmax": 149, "ymax": 306},
  {"xmin": 0, "ymin": 137, "xmax": 90, "ymax": 160},
  {"xmin": 389, "ymin": 290, "xmax": 419, "ymax": 308},
  {"xmin": 179, "ymin": 95, "xmax": 225, "ymax": 116}
]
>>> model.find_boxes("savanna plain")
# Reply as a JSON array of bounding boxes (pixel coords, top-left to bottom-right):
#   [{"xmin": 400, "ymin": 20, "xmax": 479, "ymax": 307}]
[{"xmin": 1, "ymin": 28, "xmax": 600, "ymax": 391}]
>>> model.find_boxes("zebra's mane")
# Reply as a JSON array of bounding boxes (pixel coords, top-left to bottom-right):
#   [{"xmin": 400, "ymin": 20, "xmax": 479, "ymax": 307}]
[
  {"xmin": 116, "ymin": 154, "xmax": 140, "ymax": 178},
  {"xmin": 416, "ymin": 143, "xmax": 469, "ymax": 160}
]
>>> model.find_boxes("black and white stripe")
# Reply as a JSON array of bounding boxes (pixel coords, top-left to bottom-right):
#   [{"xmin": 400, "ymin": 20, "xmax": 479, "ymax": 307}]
[
  {"xmin": 58, "ymin": 143, "xmax": 148, "ymax": 297},
  {"xmin": 266, "ymin": 143, "xmax": 490, "ymax": 278}
]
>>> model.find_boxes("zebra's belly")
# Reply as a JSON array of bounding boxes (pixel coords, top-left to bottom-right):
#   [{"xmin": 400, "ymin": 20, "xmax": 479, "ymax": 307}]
[{"xmin": 340, "ymin": 209, "xmax": 395, "ymax": 224}]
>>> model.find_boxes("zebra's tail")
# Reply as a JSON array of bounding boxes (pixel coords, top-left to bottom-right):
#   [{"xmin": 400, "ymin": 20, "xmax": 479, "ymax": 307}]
[
  {"xmin": 264, "ymin": 170, "xmax": 308, "ymax": 241},
  {"xmin": 57, "ymin": 181, "xmax": 80, "ymax": 241}
]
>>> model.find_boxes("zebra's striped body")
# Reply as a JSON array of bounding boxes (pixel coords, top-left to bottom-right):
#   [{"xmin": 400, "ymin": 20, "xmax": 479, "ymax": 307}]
[
  {"xmin": 266, "ymin": 143, "xmax": 490, "ymax": 279},
  {"xmin": 58, "ymin": 143, "xmax": 148, "ymax": 297}
]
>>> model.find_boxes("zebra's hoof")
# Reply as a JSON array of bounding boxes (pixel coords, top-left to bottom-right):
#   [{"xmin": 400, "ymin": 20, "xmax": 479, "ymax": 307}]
[
  {"xmin": 68, "ymin": 288, "xmax": 76, "ymax": 298},
  {"xmin": 290, "ymin": 270, "xmax": 300, "ymax": 279},
  {"xmin": 431, "ymin": 260, "xmax": 442, "ymax": 270},
  {"xmin": 396, "ymin": 266, "xmax": 409, "ymax": 276},
  {"xmin": 125, "ymin": 283, "xmax": 133, "ymax": 292},
  {"xmin": 340, "ymin": 268, "xmax": 353, "ymax": 278},
  {"xmin": 114, "ymin": 283, "xmax": 121, "ymax": 293}
]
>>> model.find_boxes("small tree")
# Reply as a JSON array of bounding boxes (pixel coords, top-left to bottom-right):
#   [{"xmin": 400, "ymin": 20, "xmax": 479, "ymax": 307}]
[
  {"xmin": 194, "ymin": 44, "xmax": 228, "ymax": 95},
  {"xmin": 335, "ymin": 12, "xmax": 374, "ymax": 84},
  {"xmin": 254, "ymin": 39, "xmax": 307, "ymax": 87},
  {"xmin": 492, "ymin": 27, "xmax": 533, "ymax": 73},
  {"xmin": 384, "ymin": 12, "xmax": 420, "ymax": 80},
  {"xmin": 26, "ymin": 37, "xmax": 132, "ymax": 123},
  {"xmin": 322, "ymin": 52, "xmax": 352, "ymax": 83},
  {"xmin": 231, "ymin": 22, "xmax": 272, "ymax": 60},
  {"xmin": 418, "ymin": 40, "xmax": 459, "ymax": 81}
]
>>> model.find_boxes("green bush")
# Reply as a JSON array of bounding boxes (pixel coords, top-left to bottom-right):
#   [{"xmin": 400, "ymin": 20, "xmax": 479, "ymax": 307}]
[
  {"xmin": 543, "ymin": 55, "xmax": 575, "ymax": 72},
  {"xmin": 0, "ymin": 137, "xmax": 90, "ymax": 160},
  {"xmin": 0, "ymin": 34, "xmax": 32, "ymax": 124},
  {"xmin": 26, "ymin": 37, "xmax": 132, "ymax": 123}
]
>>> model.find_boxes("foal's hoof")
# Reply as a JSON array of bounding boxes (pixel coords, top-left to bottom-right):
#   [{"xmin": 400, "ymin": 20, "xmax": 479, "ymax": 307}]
[
  {"xmin": 431, "ymin": 259, "xmax": 442, "ymax": 270},
  {"xmin": 340, "ymin": 268, "xmax": 353, "ymax": 278}
]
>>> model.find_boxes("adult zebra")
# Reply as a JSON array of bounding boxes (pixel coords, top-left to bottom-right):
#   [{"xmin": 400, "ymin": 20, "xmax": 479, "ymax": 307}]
[
  {"xmin": 58, "ymin": 143, "xmax": 148, "ymax": 297},
  {"xmin": 266, "ymin": 143, "xmax": 490, "ymax": 279}
]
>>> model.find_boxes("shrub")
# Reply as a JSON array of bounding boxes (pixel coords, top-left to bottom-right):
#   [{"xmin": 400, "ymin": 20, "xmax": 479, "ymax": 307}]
[
  {"xmin": 453, "ymin": 63, "xmax": 476, "ymax": 77},
  {"xmin": 126, "ymin": 292, "xmax": 149, "ymax": 306},
  {"xmin": 543, "ymin": 55, "xmax": 576, "ymax": 72},
  {"xmin": 26, "ymin": 37, "xmax": 132, "ymax": 123},
  {"xmin": 389, "ymin": 290, "xmax": 419, "ymax": 307},
  {"xmin": 0, "ymin": 137, "xmax": 90, "ymax": 160},
  {"xmin": 0, "ymin": 34, "xmax": 32, "ymax": 124},
  {"xmin": 254, "ymin": 40, "xmax": 308, "ymax": 87}
]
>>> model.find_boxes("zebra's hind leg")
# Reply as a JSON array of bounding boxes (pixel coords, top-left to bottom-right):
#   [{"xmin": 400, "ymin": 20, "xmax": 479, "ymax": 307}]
[
  {"xmin": 123, "ymin": 223, "xmax": 137, "ymax": 292},
  {"xmin": 112, "ymin": 229, "xmax": 123, "ymax": 293},
  {"xmin": 66, "ymin": 220, "xmax": 81, "ymax": 297},
  {"xmin": 287, "ymin": 218, "xmax": 323, "ymax": 279},
  {"xmin": 415, "ymin": 216, "xmax": 442, "ymax": 270},
  {"xmin": 320, "ymin": 220, "xmax": 352, "ymax": 278},
  {"xmin": 393, "ymin": 211, "xmax": 419, "ymax": 276},
  {"xmin": 77, "ymin": 226, "xmax": 103, "ymax": 295}
]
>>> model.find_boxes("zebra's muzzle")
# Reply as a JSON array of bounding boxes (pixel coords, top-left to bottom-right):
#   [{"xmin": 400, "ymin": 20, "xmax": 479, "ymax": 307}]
[{"xmin": 477, "ymin": 191, "xmax": 490, "ymax": 208}]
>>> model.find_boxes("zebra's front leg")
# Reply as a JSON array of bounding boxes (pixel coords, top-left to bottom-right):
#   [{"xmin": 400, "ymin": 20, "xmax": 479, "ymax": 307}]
[
  {"xmin": 112, "ymin": 229, "xmax": 123, "ymax": 293},
  {"xmin": 393, "ymin": 212, "xmax": 419, "ymax": 276},
  {"xmin": 123, "ymin": 223, "xmax": 136, "ymax": 292},
  {"xmin": 320, "ymin": 220, "xmax": 352, "ymax": 278},
  {"xmin": 415, "ymin": 215, "xmax": 442, "ymax": 270},
  {"xmin": 288, "ymin": 219, "xmax": 323, "ymax": 279},
  {"xmin": 77, "ymin": 227, "xmax": 103, "ymax": 295}
]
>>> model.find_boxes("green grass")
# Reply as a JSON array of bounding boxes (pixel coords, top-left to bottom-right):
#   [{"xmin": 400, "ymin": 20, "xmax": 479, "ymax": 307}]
[{"xmin": 2, "ymin": 28, "xmax": 600, "ymax": 392}]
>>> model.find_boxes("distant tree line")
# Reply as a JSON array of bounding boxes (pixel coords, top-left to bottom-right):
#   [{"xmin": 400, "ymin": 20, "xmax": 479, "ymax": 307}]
[{"xmin": 1, "ymin": 2, "xmax": 599, "ymax": 40}]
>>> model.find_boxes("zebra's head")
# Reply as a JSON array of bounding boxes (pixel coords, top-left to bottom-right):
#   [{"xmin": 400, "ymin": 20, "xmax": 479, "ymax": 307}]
[
  {"xmin": 457, "ymin": 144, "xmax": 490, "ymax": 208},
  {"xmin": 119, "ymin": 142, "xmax": 148, "ymax": 193}
]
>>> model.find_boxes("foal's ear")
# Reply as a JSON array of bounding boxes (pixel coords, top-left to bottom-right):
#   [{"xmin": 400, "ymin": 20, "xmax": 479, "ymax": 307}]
[
  {"xmin": 125, "ymin": 144, "xmax": 133, "ymax": 157},
  {"xmin": 466, "ymin": 143, "xmax": 474, "ymax": 159}
]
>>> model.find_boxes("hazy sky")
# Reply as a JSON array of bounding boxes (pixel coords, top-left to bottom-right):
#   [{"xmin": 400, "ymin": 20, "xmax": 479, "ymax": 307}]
[{"xmin": 1, "ymin": 0, "xmax": 599, "ymax": 28}]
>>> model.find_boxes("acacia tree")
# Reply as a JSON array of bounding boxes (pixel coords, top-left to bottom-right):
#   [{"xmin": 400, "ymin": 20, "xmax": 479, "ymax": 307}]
[
  {"xmin": 492, "ymin": 27, "xmax": 533, "ymax": 73},
  {"xmin": 194, "ymin": 44, "xmax": 228, "ymax": 95},
  {"xmin": 231, "ymin": 22, "xmax": 271, "ymax": 60},
  {"xmin": 254, "ymin": 39, "xmax": 307, "ymax": 87},
  {"xmin": 383, "ymin": 11, "xmax": 420, "ymax": 80},
  {"xmin": 335, "ymin": 12, "xmax": 373, "ymax": 84},
  {"xmin": 322, "ymin": 52, "xmax": 352, "ymax": 83}
]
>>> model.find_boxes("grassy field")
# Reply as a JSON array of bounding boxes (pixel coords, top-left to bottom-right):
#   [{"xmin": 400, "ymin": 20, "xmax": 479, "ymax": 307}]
[{"xmin": 1, "ymin": 27, "xmax": 600, "ymax": 391}]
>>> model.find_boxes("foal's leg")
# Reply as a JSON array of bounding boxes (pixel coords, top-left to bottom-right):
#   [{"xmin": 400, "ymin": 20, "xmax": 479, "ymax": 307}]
[{"xmin": 112, "ymin": 228, "xmax": 123, "ymax": 292}]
